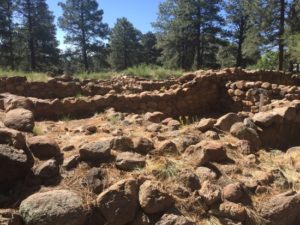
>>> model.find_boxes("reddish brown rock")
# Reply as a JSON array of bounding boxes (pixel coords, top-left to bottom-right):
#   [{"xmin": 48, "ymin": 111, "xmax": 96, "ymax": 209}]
[
  {"xmin": 222, "ymin": 182, "xmax": 244, "ymax": 203},
  {"xmin": 139, "ymin": 180, "xmax": 174, "ymax": 214},
  {"xmin": 199, "ymin": 181, "xmax": 221, "ymax": 206},
  {"xmin": 96, "ymin": 179, "xmax": 139, "ymax": 225},
  {"xmin": 260, "ymin": 191, "xmax": 300, "ymax": 225},
  {"xmin": 196, "ymin": 118, "xmax": 216, "ymax": 132},
  {"xmin": 4, "ymin": 108, "xmax": 34, "ymax": 132},
  {"xmin": 219, "ymin": 202, "xmax": 247, "ymax": 222}
]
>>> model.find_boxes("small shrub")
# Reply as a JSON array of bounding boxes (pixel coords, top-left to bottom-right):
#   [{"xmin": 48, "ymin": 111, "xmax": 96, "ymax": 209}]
[{"xmin": 153, "ymin": 159, "xmax": 181, "ymax": 180}]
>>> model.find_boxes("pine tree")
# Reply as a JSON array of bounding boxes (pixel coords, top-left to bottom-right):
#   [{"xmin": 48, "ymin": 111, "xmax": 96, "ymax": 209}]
[
  {"xmin": 224, "ymin": 0, "xmax": 252, "ymax": 67},
  {"xmin": 255, "ymin": 0, "xmax": 287, "ymax": 70},
  {"xmin": 141, "ymin": 32, "xmax": 161, "ymax": 65},
  {"xmin": 109, "ymin": 18, "xmax": 142, "ymax": 70},
  {"xmin": 0, "ymin": 0, "xmax": 15, "ymax": 69},
  {"xmin": 34, "ymin": 0, "xmax": 60, "ymax": 70},
  {"xmin": 286, "ymin": 0, "xmax": 300, "ymax": 69},
  {"xmin": 58, "ymin": 0, "xmax": 109, "ymax": 71},
  {"xmin": 17, "ymin": 0, "xmax": 59, "ymax": 71},
  {"xmin": 153, "ymin": 0, "xmax": 224, "ymax": 70}
]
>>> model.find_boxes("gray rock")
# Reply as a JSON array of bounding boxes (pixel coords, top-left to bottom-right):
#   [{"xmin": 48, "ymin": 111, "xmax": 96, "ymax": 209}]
[{"xmin": 19, "ymin": 190, "xmax": 85, "ymax": 225}]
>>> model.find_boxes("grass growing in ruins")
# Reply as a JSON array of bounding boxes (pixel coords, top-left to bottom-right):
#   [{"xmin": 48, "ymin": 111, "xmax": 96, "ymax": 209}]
[
  {"xmin": 0, "ymin": 65, "xmax": 183, "ymax": 81},
  {"xmin": 0, "ymin": 68, "xmax": 49, "ymax": 81},
  {"xmin": 124, "ymin": 64, "xmax": 183, "ymax": 79},
  {"xmin": 32, "ymin": 125, "xmax": 44, "ymax": 136}
]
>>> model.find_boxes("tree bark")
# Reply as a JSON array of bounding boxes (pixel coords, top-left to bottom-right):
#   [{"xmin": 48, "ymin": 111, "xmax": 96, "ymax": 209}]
[
  {"xmin": 80, "ymin": 0, "xmax": 89, "ymax": 71},
  {"xmin": 7, "ymin": 0, "xmax": 14, "ymax": 69},
  {"xmin": 278, "ymin": 0, "xmax": 285, "ymax": 71},
  {"xmin": 195, "ymin": 4, "xmax": 201, "ymax": 69},
  {"xmin": 26, "ymin": 0, "xmax": 36, "ymax": 71},
  {"xmin": 236, "ymin": 16, "xmax": 246, "ymax": 68}
]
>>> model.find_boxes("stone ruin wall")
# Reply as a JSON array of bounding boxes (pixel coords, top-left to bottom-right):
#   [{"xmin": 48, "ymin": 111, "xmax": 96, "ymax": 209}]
[{"xmin": 0, "ymin": 69, "xmax": 299, "ymax": 121}]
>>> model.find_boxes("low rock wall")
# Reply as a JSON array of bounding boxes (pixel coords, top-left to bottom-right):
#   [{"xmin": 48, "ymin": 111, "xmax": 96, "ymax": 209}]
[{"xmin": 1, "ymin": 69, "xmax": 299, "ymax": 120}]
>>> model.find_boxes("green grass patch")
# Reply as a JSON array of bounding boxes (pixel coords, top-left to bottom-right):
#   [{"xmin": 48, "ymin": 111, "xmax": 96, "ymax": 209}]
[
  {"xmin": 0, "ymin": 68, "xmax": 48, "ymax": 81},
  {"xmin": 124, "ymin": 64, "xmax": 183, "ymax": 79},
  {"xmin": 73, "ymin": 71, "xmax": 118, "ymax": 80},
  {"xmin": 0, "ymin": 65, "xmax": 183, "ymax": 81}
]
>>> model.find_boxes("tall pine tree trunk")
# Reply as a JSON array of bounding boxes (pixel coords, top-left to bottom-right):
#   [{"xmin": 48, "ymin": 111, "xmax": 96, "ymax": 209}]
[
  {"xmin": 80, "ymin": 1, "xmax": 89, "ymax": 71},
  {"xmin": 236, "ymin": 17, "xmax": 246, "ymax": 68},
  {"xmin": 7, "ymin": 0, "xmax": 14, "ymax": 69},
  {"xmin": 278, "ymin": 0, "xmax": 285, "ymax": 71},
  {"xmin": 195, "ymin": 5, "xmax": 201, "ymax": 69},
  {"xmin": 26, "ymin": 0, "xmax": 36, "ymax": 71}
]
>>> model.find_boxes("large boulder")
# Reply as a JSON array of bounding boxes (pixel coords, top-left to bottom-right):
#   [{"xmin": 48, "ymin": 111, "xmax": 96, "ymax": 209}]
[
  {"xmin": 252, "ymin": 112, "xmax": 282, "ymax": 128},
  {"xmin": 79, "ymin": 140, "xmax": 112, "ymax": 162},
  {"xmin": 96, "ymin": 179, "xmax": 138, "ymax": 225},
  {"xmin": 215, "ymin": 113, "xmax": 241, "ymax": 131},
  {"xmin": 116, "ymin": 152, "xmax": 146, "ymax": 171},
  {"xmin": 230, "ymin": 122, "xmax": 261, "ymax": 151},
  {"xmin": 0, "ymin": 127, "xmax": 27, "ymax": 150},
  {"xmin": 4, "ymin": 108, "xmax": 34, "ymax": 132},
  {"xmin": 27, "ymin": 136, "xmax": 61, "ymax": 160},
  {"xmin": 260, "ymin": 191, "xmax": 300, "ymax": 225},
  {"xmin": 19, "ymin": 190, "xmax": 85, "ymax": 225},
  {"xmin": 139, "ymin": 180, "xmax": 174, "ymax": 214},
  {"xmin": 0, "ymin": 144, "xmax": 33, "ymax": 190}
]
